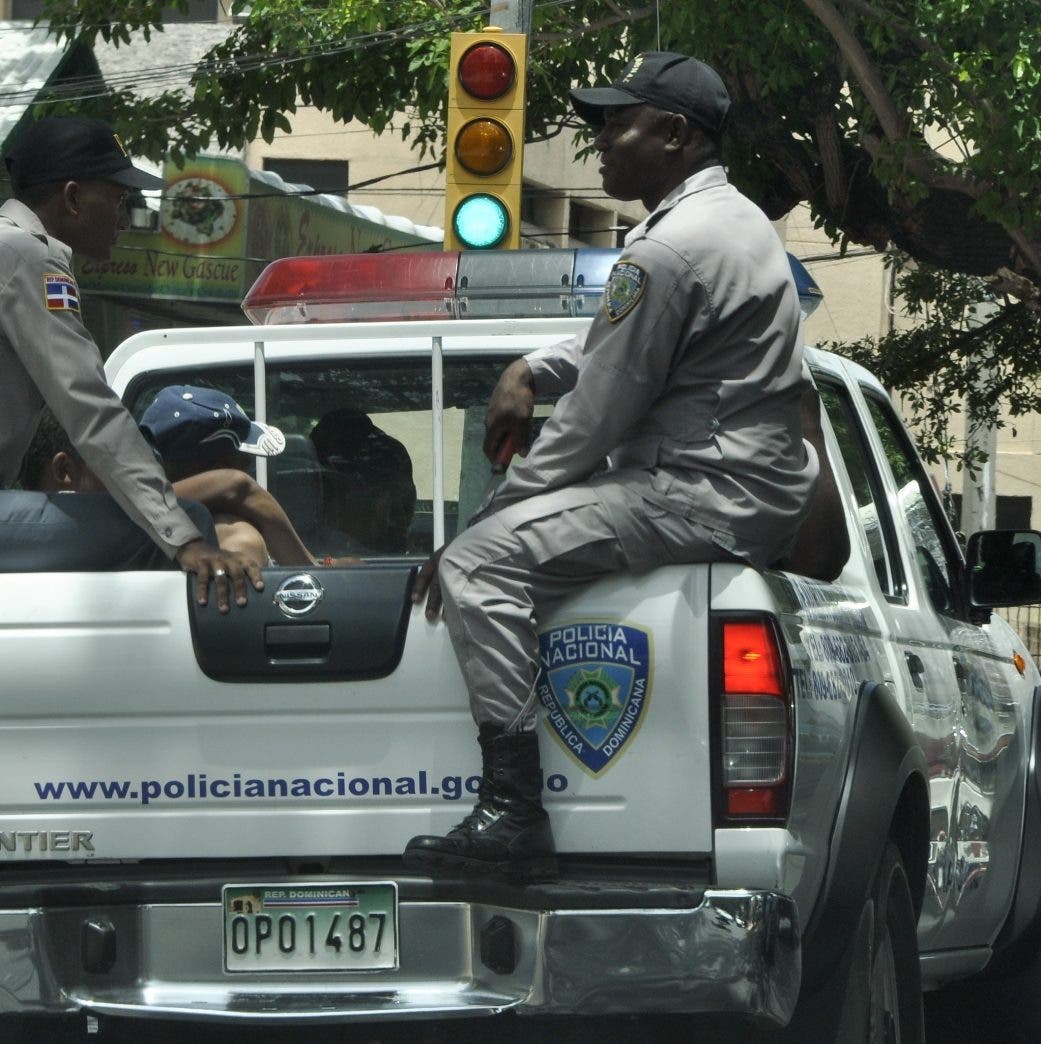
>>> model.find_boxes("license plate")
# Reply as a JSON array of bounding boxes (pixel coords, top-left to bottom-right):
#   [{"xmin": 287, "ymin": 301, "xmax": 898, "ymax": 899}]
[{"xmin": 222, "ymin": 882, "xmax": 398, "ymax": 972}]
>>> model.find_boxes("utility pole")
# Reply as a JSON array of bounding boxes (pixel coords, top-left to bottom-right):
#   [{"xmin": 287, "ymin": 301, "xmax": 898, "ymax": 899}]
[
  {"xmin": 961, "ymin": 407, "xmax": 998, "ymax": 535},
  {"xmin": 960, "ymin": 301, "xmax": 1000, "ymax": 536},
  {"xmin": 489, "ymin": 0, "xmax": 534, "ymax": 33}
]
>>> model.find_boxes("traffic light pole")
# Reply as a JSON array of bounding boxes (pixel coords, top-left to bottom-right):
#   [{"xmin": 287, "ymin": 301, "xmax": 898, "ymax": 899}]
[{"xmin": 489, "ymin": 0, "xmax": 533, "ymax": 34}]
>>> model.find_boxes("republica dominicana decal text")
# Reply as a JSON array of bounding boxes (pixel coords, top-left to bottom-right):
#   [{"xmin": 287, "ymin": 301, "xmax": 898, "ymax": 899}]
[{"xmin": 537, "ymin": 622, "xmax": 651, "ymax": 773}]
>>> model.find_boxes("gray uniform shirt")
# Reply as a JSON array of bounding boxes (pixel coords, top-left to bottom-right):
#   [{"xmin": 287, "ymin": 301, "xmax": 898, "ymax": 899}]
[
  {"xmin": 491, "ymin": 165, "xmax": 818, "ymax": 568},
  {"xmin": 0, "ymin": 199, "xmax": 201, "ymax": 556}
]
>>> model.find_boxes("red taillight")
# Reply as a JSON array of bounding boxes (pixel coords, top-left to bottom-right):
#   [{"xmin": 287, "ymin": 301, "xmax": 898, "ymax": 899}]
[
  {"xmin": 726, "ymin": 787, "xmax": 784, "ymax": 817},
  {"xmin": 719, "ymin": 618, "xmax": 790, "ymax": 821},
  {"xmin": 723, "ymin": 621, "xmax": 785, "ymax": 695}
]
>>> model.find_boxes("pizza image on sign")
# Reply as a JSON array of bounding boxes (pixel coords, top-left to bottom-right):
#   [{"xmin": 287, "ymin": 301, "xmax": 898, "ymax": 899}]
[{"xmin": 161, "ymin": 176, "xmax": 239, "ymax": 247}]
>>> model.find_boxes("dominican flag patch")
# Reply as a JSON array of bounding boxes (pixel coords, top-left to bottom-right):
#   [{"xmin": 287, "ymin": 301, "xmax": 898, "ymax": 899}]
[{"xmin": 43, "ymin": 273, "xmax": 80, "ymax": 312}]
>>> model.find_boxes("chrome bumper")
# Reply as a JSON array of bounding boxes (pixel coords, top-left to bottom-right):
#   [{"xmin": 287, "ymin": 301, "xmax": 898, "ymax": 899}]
[{"xmin": 0, "ymin": 889, "xmax": 799, "ymax": 1025}]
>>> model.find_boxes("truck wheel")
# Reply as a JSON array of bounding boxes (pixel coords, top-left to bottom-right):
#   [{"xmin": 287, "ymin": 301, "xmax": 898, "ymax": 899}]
[
  {"xmin": 784, "ymin": 840, "xmax": 924, "ymax": 1043},
  {"xmin": 866, "ymin": 841, "xmax": 924, "ymax": 1043}
]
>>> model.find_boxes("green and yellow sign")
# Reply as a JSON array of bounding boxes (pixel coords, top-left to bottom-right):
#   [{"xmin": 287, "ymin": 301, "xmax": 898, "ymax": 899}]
[{"xmin": 77, "ymin": 155, "xmax": 438, "ymax": 305}]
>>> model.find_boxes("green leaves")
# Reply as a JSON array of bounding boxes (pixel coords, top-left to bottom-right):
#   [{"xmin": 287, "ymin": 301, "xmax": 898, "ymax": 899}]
[
  {"xmin": 34, "ymin": 0, "xmax": 1041, "ymax": 463},
  {"xmin": 836, "ymin": 253, "xmax": 1041, "ymax": 470}
]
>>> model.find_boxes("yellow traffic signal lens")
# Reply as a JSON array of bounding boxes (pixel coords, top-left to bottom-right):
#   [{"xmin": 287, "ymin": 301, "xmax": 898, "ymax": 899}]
[
  {"xmin": 453, "ymin": 194, "xmax": 510, "ymax": 249},
  {"xmin": 458, "ymin": 42, "xmax": 516, "ymax": 100},
  {"xmin": 455, "ymin": 117, "xmax": 513, "ymax": 176}
]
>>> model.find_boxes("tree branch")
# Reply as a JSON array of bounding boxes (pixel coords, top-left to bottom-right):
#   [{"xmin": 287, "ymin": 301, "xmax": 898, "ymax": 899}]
[
  {"xmin": 534, "ymin": 6, "xmax": 653, "ymax": 45},
  {"xmin": 801, "ymin": 0, "xmax": 909, "ymax": 141}
]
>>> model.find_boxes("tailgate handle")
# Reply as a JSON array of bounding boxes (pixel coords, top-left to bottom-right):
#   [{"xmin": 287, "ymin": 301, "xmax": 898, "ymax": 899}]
[{"xmin": 265, "ymin": 623, "xmax": 331, "ymax": 662}]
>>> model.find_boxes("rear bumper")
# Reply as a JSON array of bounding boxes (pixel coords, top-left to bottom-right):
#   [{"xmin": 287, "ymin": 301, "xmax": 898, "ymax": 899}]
[{"xmin": 0, "ymin": 888, "xmax": 799, "ymax": 1025}]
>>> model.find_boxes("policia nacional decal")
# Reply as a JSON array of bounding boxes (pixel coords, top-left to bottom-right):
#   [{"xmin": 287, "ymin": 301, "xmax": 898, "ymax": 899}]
[
  {"xmin": 604, "ymin": 261, "xmax": 647, "ymax": 322},
  {"xmin": 537, "ymin": 623, "xmax": 651, "ymax": 773}
]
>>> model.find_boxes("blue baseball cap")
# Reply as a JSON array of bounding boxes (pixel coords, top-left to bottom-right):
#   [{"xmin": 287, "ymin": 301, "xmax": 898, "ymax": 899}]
[{"xmin": 140, "ymin": 385, "xmax": 286, "ymax": 461}]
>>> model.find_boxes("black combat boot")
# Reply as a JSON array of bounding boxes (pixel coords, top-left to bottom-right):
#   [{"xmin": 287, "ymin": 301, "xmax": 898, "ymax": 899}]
[{"xmin": 403, "ymin": 724, "xmax": 558, "ymax": 880}]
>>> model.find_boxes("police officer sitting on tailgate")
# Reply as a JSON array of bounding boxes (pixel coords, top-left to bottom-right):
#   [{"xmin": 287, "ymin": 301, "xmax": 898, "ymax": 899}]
[
  {"xmin": 406, "ymin": 53, "xmax": 819, "ymax": 879},
  {"xmin": 0, "ymin": 116, "xmax": 261, "ymax": 610}
]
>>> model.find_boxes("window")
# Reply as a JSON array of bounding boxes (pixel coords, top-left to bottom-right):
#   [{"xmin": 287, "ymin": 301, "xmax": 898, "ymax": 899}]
[
  {"xmin": 862, "ymin": 392, "xmax": 962, "ymax": 616},
  {"xmin": 124, "ymin": 353, "xmax": 563, "ymax": 560},
  {"xmin": 818, "ymin": 381, "xmax": 905, "ymax": 600},
  {"xmin": 262, "ymin": 159, "xmax": 349, "ymax": 196},
  {"xmin": 568, "ymin": 201, "xmax": 616, "ymax": 248}
]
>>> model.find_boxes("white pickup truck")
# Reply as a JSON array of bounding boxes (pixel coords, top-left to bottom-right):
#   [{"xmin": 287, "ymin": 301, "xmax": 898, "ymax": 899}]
[{"xmin": 2, "ymin": 248, "xmax": 1041, "ymax": 1041}]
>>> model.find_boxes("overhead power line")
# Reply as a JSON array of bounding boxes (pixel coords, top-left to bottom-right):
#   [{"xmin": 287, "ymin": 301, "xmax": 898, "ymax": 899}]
[{"xmin": 0, "ymin": 0, "xmax": 587, "ymax": 110}]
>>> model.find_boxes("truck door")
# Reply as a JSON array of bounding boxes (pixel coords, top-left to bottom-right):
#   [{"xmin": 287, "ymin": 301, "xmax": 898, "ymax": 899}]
[
  {"xmin": 816, "ymin": 377, "xmax": 961, "ymax": 947},
  {"xmin": 858, "ymin": 388, "xmax": 1027, "ymax": 951}
]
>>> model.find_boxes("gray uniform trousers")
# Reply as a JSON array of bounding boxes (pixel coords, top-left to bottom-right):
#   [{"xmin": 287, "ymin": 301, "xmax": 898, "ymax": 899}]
[{"xmin": 439, "ymin": 469, "xmax": 733, "ymax": 732}]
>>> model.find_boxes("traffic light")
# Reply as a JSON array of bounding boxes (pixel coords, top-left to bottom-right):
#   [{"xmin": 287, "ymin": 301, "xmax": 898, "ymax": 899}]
[{"xmin": 444, "ymin": 28, "xmax": 527, "ymax": 251}]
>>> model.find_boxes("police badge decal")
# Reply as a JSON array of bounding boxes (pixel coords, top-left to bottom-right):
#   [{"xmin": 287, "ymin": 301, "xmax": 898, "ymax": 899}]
[
  {"xmin": 537, "ymin": 623, "xmax": 651, "ymax": 773},
  {"xmin": 604, "ymin": 261, "xmax": 647, "ymax": 322}
]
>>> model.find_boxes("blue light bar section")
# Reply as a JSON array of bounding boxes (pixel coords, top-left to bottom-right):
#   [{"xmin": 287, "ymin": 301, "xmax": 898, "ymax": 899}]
[{"xmin": 787, "ymin": 254, "xmax": 824, "ymax": 318}]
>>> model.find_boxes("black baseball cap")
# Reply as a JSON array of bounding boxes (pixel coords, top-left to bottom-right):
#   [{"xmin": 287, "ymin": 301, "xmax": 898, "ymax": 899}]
[
  {"xmin": 570, "ymin": 52, "xmax": 730, "ymax": 136},
  {"xmin": 4, "ymin": 116, "xmax": 164, "ymax": 192}
]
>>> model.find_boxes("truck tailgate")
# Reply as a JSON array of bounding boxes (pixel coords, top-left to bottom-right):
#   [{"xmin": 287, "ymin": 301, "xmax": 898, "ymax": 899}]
[{"xmin": 0, "ymin": 564, "xmax": 714, "ymax": 862}]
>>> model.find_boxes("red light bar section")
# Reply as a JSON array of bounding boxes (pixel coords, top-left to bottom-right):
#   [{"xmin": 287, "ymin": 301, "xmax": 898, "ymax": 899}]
[
  {"xmin": 242, "ymin": 253, "xmax": 460, "ymax": 325},
  {"xmin": 722, "ymin": 620, "xmax": 785, "ymax": 696}
]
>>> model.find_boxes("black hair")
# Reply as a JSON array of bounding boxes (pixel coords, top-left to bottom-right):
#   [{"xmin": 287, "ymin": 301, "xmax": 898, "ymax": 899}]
[
  {"xmin": 18, "ymin": 406, "xmax": 77, "ymax": 490},
  {"xmin": 12, "ymin": 179, "xmax": 64, "ymax": 209}
]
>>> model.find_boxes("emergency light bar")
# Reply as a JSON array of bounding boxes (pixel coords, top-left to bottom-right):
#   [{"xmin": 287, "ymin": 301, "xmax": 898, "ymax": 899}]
[{"xmin": 242, "ymin": 248, "xmax": 823, "ymax": 326}]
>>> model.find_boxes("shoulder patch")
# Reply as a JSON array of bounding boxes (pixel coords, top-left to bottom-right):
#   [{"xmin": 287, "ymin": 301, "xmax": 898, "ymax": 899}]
[
  {"xmin": 43, "ymin": 273, "xmax": 80, "ymax": 313},
  {"xmin": 604, "ymin": 261, "xmax": 647, "ymax": 322}
]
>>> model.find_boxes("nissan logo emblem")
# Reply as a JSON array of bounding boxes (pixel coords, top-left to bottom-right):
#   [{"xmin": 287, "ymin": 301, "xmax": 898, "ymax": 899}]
[{"xmin": 273, "ymin": 573, "xmax": 324, "ymax": 617}]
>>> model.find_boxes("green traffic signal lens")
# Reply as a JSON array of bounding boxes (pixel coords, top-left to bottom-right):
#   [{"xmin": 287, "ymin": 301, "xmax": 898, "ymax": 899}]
[{"xmin": 453, "ymin": 194, "xmax": 510, "ymax": 249}]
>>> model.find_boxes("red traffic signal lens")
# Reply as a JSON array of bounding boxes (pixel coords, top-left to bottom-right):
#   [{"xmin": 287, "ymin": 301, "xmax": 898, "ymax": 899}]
[
  {"xmin": 455, "ymin": 117, "xmax": 513, "ymax": 176},
  {"xmin": 458, "ymin": 42, "xmax": 516, "ymax": 100}
]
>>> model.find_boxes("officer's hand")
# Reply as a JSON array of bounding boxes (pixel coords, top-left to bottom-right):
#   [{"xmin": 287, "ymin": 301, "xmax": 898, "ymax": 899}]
[
  {"xmin": 175, "ymin": 539, "xmax": 264, "ymax": 614},
  {"xmin": 411, "ymin": 545, "xmax": 445, "ymax": 620},
  {"xmin": 483, "ymin": 358, "xmax": 535, "ymax": 464}
]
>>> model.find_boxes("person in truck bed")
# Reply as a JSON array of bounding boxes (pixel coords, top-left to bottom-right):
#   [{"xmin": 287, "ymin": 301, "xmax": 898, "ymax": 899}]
[
  {"xmin": 21, "ymin": 390, "xmax": 355, "ymax": 569},
  {"xmin": 406, "ymin": 52, "xmax": 819, "ymax": 879},
  {"xmin": 0, "ymin": 116, "xmax": 261, "ymax": 610},
  {"xmin": 309, "ymin": 408, "xmax": 418, "ymax": 556}
]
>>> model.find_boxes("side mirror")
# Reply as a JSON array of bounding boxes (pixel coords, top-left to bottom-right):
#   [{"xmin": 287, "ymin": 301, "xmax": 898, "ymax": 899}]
[{"xmin": 966, "ymin": 530, "xmax": 1041, "ymax": 608}]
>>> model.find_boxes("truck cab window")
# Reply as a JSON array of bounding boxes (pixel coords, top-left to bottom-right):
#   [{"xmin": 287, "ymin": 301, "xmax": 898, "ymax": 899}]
[
  {"xmin": 861, "ymin": 392, "xmax": 961, "ymax": 617},
  {"xmin": 817, "ymin": 382, "xmax": 906, "ymax": 601}
]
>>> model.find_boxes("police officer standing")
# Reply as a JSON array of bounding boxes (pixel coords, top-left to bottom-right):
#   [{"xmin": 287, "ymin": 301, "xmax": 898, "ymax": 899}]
[
  {"xmin": 406, "ymin": 53, "xmax": 818, "ymax": 878},
  {"xmin": 0, "ymin": 116, "xmax": 262, "ymax": 609}
]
